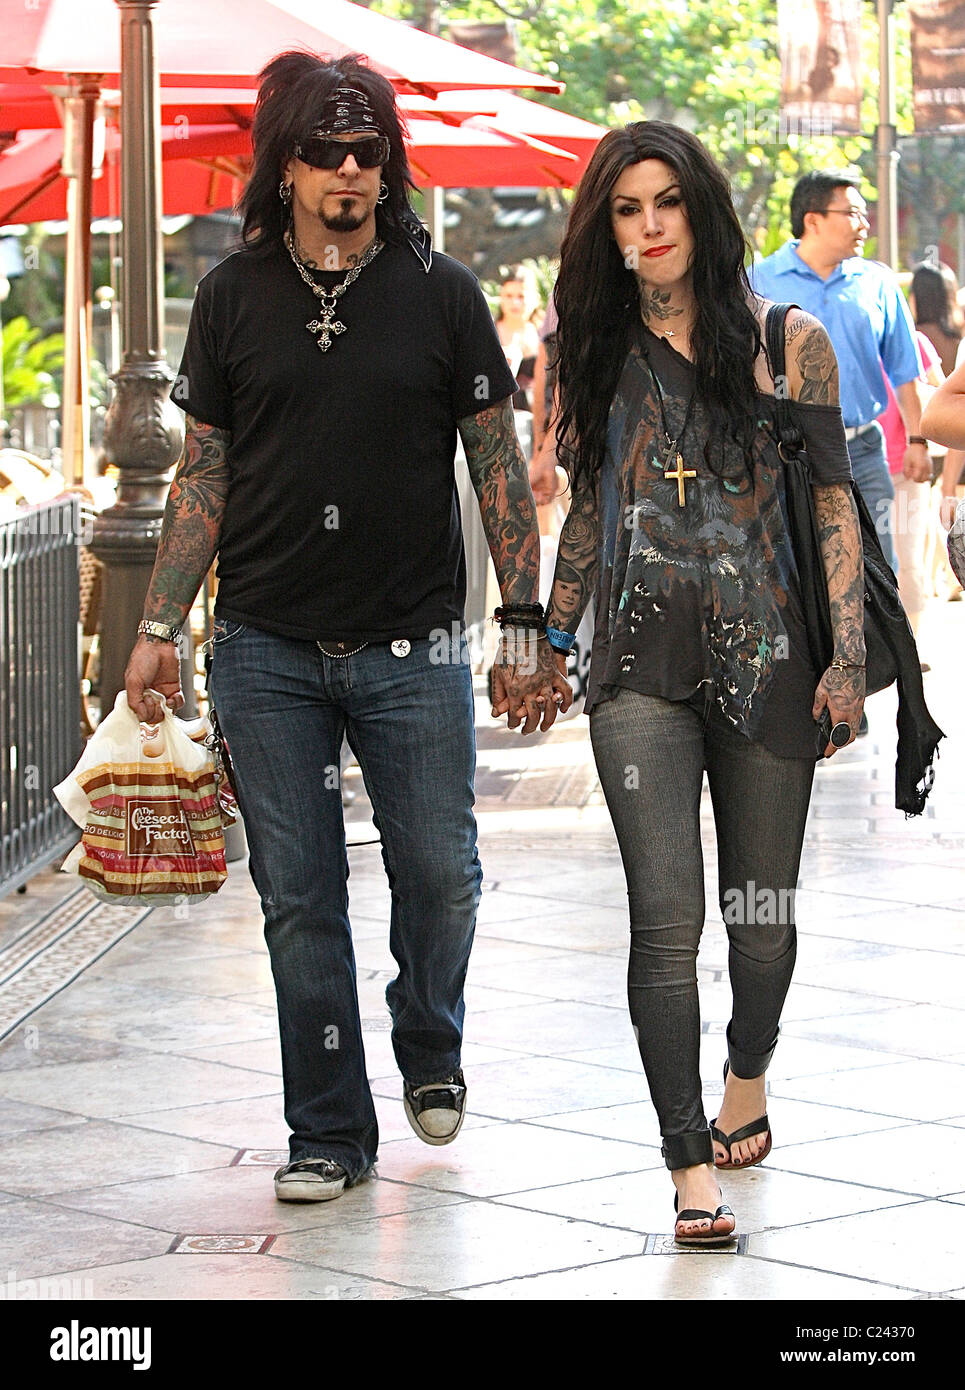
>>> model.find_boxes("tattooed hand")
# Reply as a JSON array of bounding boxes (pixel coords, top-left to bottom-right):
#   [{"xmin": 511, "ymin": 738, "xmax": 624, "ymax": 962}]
[
  {"xmin": 812, "ymin": 663, "xmax": 866, "ymax": 755},
  {"xmin": 491, "ymin": 632, "xmax": 573, "ymax": 735}
]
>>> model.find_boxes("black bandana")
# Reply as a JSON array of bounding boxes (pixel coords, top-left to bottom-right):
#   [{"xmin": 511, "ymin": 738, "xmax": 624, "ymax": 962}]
[{"xmin": 310, "ymin": 85, "xmax": 384, "ymax": 138}]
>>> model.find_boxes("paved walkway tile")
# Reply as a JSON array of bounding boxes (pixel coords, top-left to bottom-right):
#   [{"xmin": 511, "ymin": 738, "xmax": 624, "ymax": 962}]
[{"xmin": 0, "ymin": 598, "xmax": 961, "ymax": 1302}]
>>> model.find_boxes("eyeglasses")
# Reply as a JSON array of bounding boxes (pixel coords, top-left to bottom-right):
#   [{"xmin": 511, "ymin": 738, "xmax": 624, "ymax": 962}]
[
  {"xmin": 821, "ymin": 207, "xmax": 870, "ymax": 226},
  {"xmin": 293, "ymin": 135, "xmax": 390, "ymax": 170}
]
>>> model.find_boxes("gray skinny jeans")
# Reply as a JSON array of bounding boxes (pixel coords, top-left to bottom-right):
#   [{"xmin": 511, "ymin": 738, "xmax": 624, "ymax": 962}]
[{"xmin": 590, "ymin": 686, "xmax": 815, "ymax": 1171}]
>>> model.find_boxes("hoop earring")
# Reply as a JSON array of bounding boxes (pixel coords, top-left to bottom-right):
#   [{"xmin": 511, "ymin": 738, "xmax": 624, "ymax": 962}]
[
  {"xmin": 279, "ymin": 180, "xmax": 292, "ymax": 204},
  {"xmin": 377, "ymin": 181, "xmax": 389, "ymax": 205}
]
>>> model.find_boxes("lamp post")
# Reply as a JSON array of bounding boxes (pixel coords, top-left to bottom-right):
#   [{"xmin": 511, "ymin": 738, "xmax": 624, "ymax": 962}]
[
  {"xmin": 91, "ymin": 0, "xmax": 185, "ymax": 717},
  {"xmin": 0, "ymin": 272, "xmax": 10, "ymax": 447},
  {"xmin": 60, "ymin": 76, "xmax": 102, "ymax": 488},
  {"xmin": 875, "ymin": 0, "xmax": 899, "ymax": 269}
]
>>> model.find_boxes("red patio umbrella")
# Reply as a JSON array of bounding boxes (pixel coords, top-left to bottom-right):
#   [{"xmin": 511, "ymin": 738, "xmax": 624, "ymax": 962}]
[
  {"xmin": 0, "ymin": 84, "xmax": 602, "ymax": 145},
  {"xmin": 0, "ymin": 127, "xmax": 246, "ymax": 224},
  {"xmin": 0, "ymin": 116, "xmax": 586, "ymax": 227},
  {"xmin": 0, "ymin": 0, "xmax": 562, "ymax": 94},
  {"xmin": 0, "ymin": 0, "xmax": 564, "ymax": 481},
  {"xmin": 401, "ymin": 91, "xmax": 606, "ymax": 162}
]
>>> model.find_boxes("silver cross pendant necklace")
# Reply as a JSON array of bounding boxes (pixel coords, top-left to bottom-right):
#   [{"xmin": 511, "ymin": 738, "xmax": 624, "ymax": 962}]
[{"xmin": 286, "ymin": 232, "xmax": 384, "ymax": 351}]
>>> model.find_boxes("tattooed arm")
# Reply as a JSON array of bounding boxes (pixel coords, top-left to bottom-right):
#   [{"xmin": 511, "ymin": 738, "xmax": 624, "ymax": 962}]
[
  {"xmin": 124, "ymin": 415, "xmax": 231, "ymax": 722},
  {"xmin": 459, "ymin": 398, "xmax": 540, "ymax": 606},
  {"xmin": 811, "ymin": 485, "xmax": 866, "ymax": 745},
  {"xmin": 458, "ymin": 398, "xmax": 571, "ymax": 733},
  {"xmin": 784, "ymin": 308, "xmax": 839, "ymax": 404},
  {"xmin": 545, "ymin": 474, "xmax": 599, "ymax": 640},
  {"xmin": 785, "ymin": 311, "xmax": 866, "ymax": 750}
]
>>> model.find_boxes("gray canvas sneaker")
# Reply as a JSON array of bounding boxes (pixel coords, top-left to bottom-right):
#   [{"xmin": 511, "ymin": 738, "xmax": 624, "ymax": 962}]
[
  {"xmin": 403, "ymin": 1070, "xmax": 467, "ymax": 1145},
  {"xmin": 273, "ymin": 1157, "xmax": 348, "ymax": 1202}
]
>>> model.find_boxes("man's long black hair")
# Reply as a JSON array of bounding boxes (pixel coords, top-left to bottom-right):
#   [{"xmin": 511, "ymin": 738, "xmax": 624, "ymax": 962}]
[
  {"xmin": 554, "ymin": 121, "xmax": 762, "ymax": 491},
  {"xmin": 238, "ymin": 50, "xmax": 420, "ymax": 252}
]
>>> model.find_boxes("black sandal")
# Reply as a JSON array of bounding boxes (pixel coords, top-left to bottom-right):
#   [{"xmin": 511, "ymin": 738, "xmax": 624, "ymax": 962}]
[
  {"xmin": 711, "ymin": 1060, "xmax": 772, "ymax": 1170},
  {"xmin": 673, "ymin": 1192, "xmax": 738, "ymax": 1248}
]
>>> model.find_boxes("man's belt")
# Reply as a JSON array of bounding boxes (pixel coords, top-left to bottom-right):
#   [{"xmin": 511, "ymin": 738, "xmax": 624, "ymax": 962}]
[{"xmin": 843, "ymin": 422, "xmax": 878, "ymax": 443}]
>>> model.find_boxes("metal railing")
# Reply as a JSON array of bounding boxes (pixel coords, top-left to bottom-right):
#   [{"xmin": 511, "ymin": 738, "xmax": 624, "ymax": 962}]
[{"xmin": 1, "ymin": 497, "xmax": 83, "ymax": 897}]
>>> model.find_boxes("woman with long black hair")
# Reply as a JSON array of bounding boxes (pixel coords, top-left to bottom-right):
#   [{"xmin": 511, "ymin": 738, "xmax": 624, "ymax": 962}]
[{"xmin": 543, "ymin": 124, "xmax": 866, "ymax": 1245}]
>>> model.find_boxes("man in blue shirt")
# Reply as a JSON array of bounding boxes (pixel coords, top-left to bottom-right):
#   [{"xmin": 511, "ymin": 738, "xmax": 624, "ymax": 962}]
[{"xmin": 750, "ymin": 171, "xmax": 931, "ymax": 570}]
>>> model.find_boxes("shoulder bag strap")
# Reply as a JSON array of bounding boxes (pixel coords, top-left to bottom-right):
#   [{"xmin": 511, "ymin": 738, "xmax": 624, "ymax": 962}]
[{"xmin": 763, "ymin": 301, "xmax": 803, "ymax": 448}]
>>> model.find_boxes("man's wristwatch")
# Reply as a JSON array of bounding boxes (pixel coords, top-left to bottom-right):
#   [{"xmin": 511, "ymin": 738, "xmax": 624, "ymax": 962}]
[
  {"xmin": 908, "ymin": 435, "xmax": 929, "ymax": 447},
  {"xmin": 137, "ymin": 619, "xmax": 182, "ymax": 644}
]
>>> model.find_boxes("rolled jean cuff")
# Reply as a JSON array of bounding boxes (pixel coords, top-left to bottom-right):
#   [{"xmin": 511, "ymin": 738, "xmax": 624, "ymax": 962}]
[
  {"xmin": 661, "ymin": 1127, "xmax": 715, "ymax": 1171},
  {"xmin": 727, "ymin": 1022, "xmax": 779, "ymax": 1081}
]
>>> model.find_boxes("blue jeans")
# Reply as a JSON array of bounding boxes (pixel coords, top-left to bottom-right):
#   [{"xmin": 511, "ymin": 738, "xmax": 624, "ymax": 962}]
[
  {"xmin": 848, "ymin": 422, "xmax": 896, "ymax": 571},
  {"xmin": 209, "ymin": 620, "xmax": 482, "ymax": 1181}
]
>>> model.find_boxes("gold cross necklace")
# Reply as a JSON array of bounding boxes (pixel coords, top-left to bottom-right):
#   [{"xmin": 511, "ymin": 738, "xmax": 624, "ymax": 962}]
[{"xmin": 664, "ymin": 449, "xmax": 697, "ymax": 507}]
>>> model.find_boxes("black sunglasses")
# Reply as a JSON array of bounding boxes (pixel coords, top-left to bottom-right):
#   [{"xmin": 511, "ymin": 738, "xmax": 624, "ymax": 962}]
[{"xmin": 294, "ymin": 135, "xmax": 390, "ymax": 170}]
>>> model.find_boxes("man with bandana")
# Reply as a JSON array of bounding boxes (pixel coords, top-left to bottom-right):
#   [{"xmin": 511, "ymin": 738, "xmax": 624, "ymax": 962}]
[{"xmin": 124, "ymin": 53, "xmax": 569, "ymax": 1202}]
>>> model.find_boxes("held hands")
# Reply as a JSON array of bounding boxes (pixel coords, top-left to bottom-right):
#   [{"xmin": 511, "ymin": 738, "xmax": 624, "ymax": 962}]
[
  {"xmin": 124, "ymin": 636, "xmax": 185, "ymax": 724},
  {"xmin": 813, "ymin": 662, "xmax": 866, "ymax": 757},
  {"xmin": 491, "ymin": 634, "xmax": 573, "ymax": 734},
  {"xmin": 529, "ymin": 445, "xmax": 563, "ymax": 506}
]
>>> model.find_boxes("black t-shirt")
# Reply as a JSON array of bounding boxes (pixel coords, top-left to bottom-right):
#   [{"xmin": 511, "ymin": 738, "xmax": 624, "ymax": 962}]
[{"xmin": 176, "ymin": 237, "xmax": 517, "ymax": 642}]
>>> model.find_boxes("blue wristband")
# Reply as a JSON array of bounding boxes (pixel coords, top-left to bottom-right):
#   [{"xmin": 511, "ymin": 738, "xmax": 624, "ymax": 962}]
[{"xmin": 545, "ymin": 626, "xmax": 576, "ymax": 653}]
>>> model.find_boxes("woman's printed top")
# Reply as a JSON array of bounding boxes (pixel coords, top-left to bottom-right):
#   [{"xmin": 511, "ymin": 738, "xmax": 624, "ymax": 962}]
[{"xmin": 584, "ymin": 323, "xmax": 853, "ymax": 758}]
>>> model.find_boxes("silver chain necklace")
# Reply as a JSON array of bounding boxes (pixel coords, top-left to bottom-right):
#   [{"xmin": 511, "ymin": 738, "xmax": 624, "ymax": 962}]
[{"xmin": 286, "ymin": 232, "xmax": 384, "ymax": 351}]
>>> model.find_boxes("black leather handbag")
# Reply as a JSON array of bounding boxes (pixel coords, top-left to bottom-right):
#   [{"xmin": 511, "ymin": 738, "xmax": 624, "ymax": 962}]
[{"xmin": 764, "ymin": 303, "xmax": 943, "ymax": 815}]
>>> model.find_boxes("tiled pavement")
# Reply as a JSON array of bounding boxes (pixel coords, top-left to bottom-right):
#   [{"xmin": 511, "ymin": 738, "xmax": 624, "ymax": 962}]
[{"xmin": 0, "ymin": 598, "xmax": 963, "ymax": 1303}]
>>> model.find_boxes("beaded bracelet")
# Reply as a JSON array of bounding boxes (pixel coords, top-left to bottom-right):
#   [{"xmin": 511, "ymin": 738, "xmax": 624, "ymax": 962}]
[{"xmin": 493, "ymin": 603, "xmax": 546, "ymax": 632}]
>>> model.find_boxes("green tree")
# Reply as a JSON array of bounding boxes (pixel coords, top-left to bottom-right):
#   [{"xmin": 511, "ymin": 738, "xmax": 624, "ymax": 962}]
[
  {"xmin": 1, "ymin": 316, "xmax": 64, "ymax": 410},
  {"xmin": 1, "ymin": 226, "xmax": 64, "ymax": 329},
  {"xmin": 374, "ymin": 0, "xmax": 955, "ymax": 262}
]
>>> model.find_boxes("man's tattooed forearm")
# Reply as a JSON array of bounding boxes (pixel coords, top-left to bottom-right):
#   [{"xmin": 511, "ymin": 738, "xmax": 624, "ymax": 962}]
[
  {"xmin": 145, "ymin": 415, "xmax": 231, "ymax": 626},
  {"xmin": 458, "ymin": 400, "xmax": 539, "ymax": 605},
  {"xmin": 814, "ymin": 483, "xmax": 865, "ymax": 663}
]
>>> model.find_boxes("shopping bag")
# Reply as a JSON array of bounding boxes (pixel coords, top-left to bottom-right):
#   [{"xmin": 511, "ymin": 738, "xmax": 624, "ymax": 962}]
[{"xmin": 54, "ymin": 691, "xmax": 232, "ymax": 905}]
